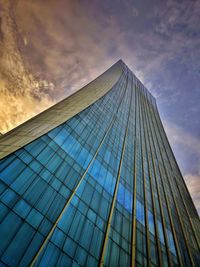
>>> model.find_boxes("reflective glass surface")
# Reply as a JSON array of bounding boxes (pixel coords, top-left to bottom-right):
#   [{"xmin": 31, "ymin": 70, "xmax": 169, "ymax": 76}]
[{"xmin": 0, "ymin": 61, "xmax": 199, "ymax": 267}]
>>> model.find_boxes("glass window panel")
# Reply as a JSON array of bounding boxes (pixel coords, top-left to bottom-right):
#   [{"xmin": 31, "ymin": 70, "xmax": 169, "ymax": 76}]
[
  {"xmin": 63, "ymin": 237, "xmax": 77, "ymax": 258},
  {"xmin": 53, "ymin": 128, "xmax": 70, "ymax": 146},
  {"xmin": 37, "ymin": 243, "xmax": 60, "ymax": 267},
  {"xmin": 57, "ymin": 253, "xmax": 73, "ymax": 266},
  {"xmin": 166, "ymin": 229, "xmax": 177, "ymax": 256},
  {"xmin": 74, "ymin": 246, "xmax": 87, "ymax": 266},
  {"xmin": 148, "ymin": 210, "xmax": 155, "ymax": 235},
  {"xmin": 0, "ymin": 159, "xmax": 25, "ymax": 185},
  {"xmin": 0, "ymin": 202, "xmax": 9, "ymax": 222},
  {"xmin": 51, "ymin": 228, "xmax": 65, "ymax": 248},
  {"xmin": 136, "ymin": 200, "xmax": 145, "ymax": 226},
  {"xmin": 27, "ymin": 208, "xmax": 44, "ymax": 229},
  {"xmin": 14, "ymin": 199, "xmax": 31, "ymax": 219},
  {"xmin": 158, "ymin": 221, "xmax": 165, "ymax": 244},
  {"xmin": 11, "ymin": 167, "xmax": 37, "ymax": 195},
  {"xmin": 19, "ymin": 232, "xmax": 43, "ymax": 266},
  {"xmin": 0, "ymin": 212, "xmax": 22, "ymax": 255},
  {"xmin": 1, "ymin": 223, "xmax": 34, "ymax": 266},
  {"xmin": 1, "ymin": 188, "xmax": 19, "ymax": 208}
]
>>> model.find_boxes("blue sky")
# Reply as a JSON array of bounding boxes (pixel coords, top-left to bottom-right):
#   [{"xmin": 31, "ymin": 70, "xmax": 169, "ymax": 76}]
[{"xmin": 0, "ymin": 0, "xmax": 199, "ymax": 213}]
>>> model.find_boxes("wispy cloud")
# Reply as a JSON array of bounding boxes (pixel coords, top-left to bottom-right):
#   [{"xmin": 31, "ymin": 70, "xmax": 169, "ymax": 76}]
[
  {"xmin": 163, "ymin": 119, "xmax": 200, "ymax": 214},
  {"xmin": 184, "ymin": 173, "xmax": 200, "ymax": 215},
  {"xmin": 163, "ymin": 120, "xmax": 200, "ymax": 157},
  {"xmin": 0, "ymin": 0, "xmax": 199, "ymax": 213},
  {"xmin": 0, "ymin": 0, "xmax": 129, "ymax": 132},
  {"xmin": 0, "ymin": 0, "xmax": 55, "ymax": 133}
]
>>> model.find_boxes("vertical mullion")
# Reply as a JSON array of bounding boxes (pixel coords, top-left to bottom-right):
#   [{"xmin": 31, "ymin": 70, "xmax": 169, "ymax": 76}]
[
  {"xmin": 140, "ymin": 90, "xmax": 164, "ymax": 267},
  {"xmin": 151, "ymin": 106, "xmax": 195, "ymax": 267},
  {"xmin": 156, "ymin": 106, "xmax": 199, "ymax": 221},
  {"xmin": 155, "ymin": 111, "xmax": 200, "ymax": 252},
  {"xmin": 131, "ymin": 83, "xmax": 138, "ymax": 267},
  {"xmin": 30, "ymin": 70, "xmax": 128, "ymax": 267},
  {"xmin": 99, "ymin": 69, "xmax": 132, "ymax": 267},
  {"xmin": 143, "ymin": 96, "xmax": 184, "ymax": 267},
  {"xmin": 138, "ymin": 88, "xmax": 151, "ymax": 267},
  {"xmin": 173, "ymin": 173, "xmax": 200, "ymax": 251},
  {"xmin": 141, "ymin": 91, "xmax": 173, "ymax": 267}
]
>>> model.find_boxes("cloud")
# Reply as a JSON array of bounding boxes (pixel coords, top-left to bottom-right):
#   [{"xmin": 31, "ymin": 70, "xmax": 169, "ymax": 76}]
[
  {"xmin": 163, "ymin": 119, "xmax": 200, "ymax": 214},
  {"xmin": 0, "ymin": 0, "xmax": 117, "ymax": 133},
  {"xmin": 152, "ymin": 0, "xmax": 200, "ymax": 77},
  {"xmin": 1, "ymin": 0, "xmax": 199, "ymax": 134},
  {"xmin": 0, "ymin": 0, "xmax": 199, "ymax": 216},
  {"xmin": 154, "ymin": 0, "xmax": 200, "ymax": 36},
  {"xmin": 163, "ymin": 120, "xmax": 200, "ymax": 156},
  {"xmin": 0, "ymin": 0, "xmax": 143, "ymax": 134},
  {"xmin": 184, "ymin": 173, "xmax": 200, "ymax": 215},
  {"xmin": 0, "ymin": 0, "xmax": 55, "ymax": 133}
]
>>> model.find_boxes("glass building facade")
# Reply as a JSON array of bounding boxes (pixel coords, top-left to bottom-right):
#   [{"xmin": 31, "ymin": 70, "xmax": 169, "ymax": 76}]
[{"xmin": 0, "ymin": 60, "xmax": 199, "ymax": 267}]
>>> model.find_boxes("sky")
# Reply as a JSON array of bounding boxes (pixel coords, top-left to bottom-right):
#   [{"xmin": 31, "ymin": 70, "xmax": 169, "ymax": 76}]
[{"xmin": 0, "ymin": 0, "xmax": 199, "ymax": 214}]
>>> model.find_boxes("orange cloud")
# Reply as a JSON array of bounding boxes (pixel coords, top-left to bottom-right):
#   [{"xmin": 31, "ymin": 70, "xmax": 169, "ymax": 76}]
[
  {"xmin": 0, "ymin": 0, "xmax": 132, "ymax": 133},
  {"xmin": 0, "ymin": 0, "xmax": 56, "ymax": 133}
]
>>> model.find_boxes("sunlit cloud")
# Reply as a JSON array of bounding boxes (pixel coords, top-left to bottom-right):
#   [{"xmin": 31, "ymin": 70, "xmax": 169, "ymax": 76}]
[
  {"xmin": 0, "ymin": 0, "xmax": 55, "ymax": 133},
  {"xmin": 0, "ymin": 0, "xmax": 199, "ymax": 214},
  {"xmin": 0, "ymin": 0, "xmax": 142, "ymax": 134}
]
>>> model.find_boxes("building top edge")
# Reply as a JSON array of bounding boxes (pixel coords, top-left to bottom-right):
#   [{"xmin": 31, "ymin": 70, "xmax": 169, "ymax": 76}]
[
  {"xmin": 0, "ymin": 60, "xmax": 123, "ymax": 159},
  {"xmin": 120, "ymin": 59, "xmax": 157, "ymax": 104},
  {"xmin": 0, "ymin": 59, "xmax": 157, "ymax": 160}
]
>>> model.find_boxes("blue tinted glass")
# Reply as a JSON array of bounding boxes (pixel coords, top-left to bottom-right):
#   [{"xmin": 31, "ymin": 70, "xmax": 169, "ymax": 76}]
[
  {"xmin": 1, "ymin": 223, "xmax": 34, "ymax": 266},
  {"xmin": 167, "ymin": 229, "xmax": 177, "ymax": 256},
  {"xmin": 148, "ymin": 210, "xmax": 155, "ymax": 235},
  {"xmin": 158, "ymin": 221, "xmax": 165, "ymax": 244},
  {"xmin": 117, "ymin": 183, "xmax": 132, "ymax": 212},
  {"xmin": 0, "ymin": 212, "xmax": 22, "ymax": 255},
  {"xmin": 53, "ymin": 128, "xmax": 70, "ymax": 145},
  {"xmin": 27, "ymin": 208, "xmax": 44, "ymax": 228},
  {"xmin": 136, "ymin": 200, "xmax": 145, "ymax": 226},
  {"xmin": 0, "ymin": 64, "xmax": 196, "ymax": 267},
  {"xmin": 1, "ymin": 189, "xmax": 18, "ymax": 208},
  {"xmin": 0, "ymin": 159, "xmax": 25, "ymax": 185},
  {"xmin": 14, "ymin": 199, "xmax": 31, "ymax": 218}
]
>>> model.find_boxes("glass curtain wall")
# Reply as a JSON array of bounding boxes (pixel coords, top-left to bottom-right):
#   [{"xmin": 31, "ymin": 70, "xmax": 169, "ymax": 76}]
[{"xmin": 0, "ymin": 61, "xmax": 199, "ymax": 267}]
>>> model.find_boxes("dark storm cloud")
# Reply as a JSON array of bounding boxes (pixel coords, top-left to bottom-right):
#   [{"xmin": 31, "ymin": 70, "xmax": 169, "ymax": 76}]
[{"xmin": 0, "ymin": 0, "xmax": 199, "ymax": 213}]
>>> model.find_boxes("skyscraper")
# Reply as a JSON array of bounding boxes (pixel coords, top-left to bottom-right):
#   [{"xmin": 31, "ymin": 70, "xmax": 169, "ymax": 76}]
[{"xmin": 0, "ymin": 60, "xmax": 199, "ymax": 267}]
